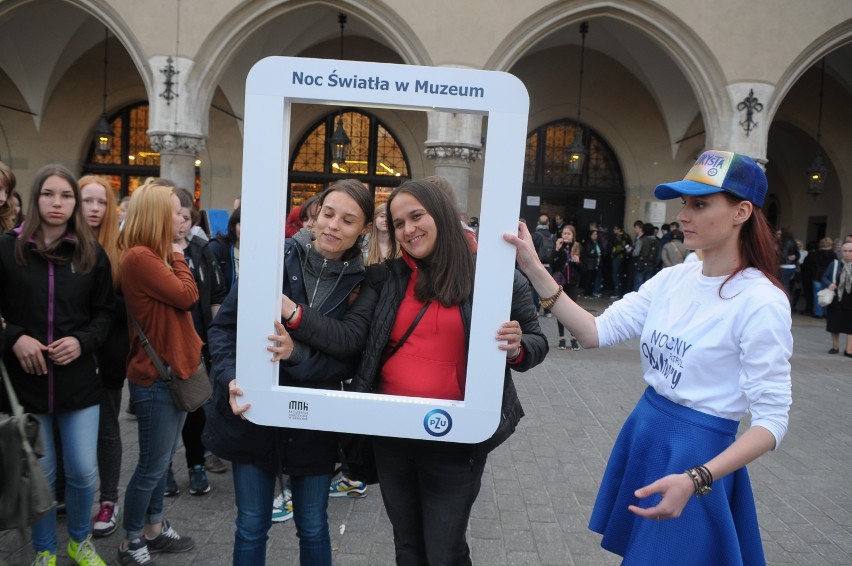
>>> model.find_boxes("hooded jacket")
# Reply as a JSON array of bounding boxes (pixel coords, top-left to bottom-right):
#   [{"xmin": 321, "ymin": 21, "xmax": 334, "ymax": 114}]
[
  {"xmin": 203, "ymin": 234, "xmax": 373, "ymax": 475},
  {"xmin": 0, "ymin": 229, "xmax": 115, "ymax": 413}
]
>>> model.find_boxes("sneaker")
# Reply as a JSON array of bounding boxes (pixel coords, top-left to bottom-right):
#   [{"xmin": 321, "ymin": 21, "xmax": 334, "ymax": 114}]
[
  {"xmin": 92, "ymin": 501, "xmax": 120, "ymax": 537},
  {"xmin": 571, "ymin": 338, "xmax": 580, "ymax": 351},
  {"xmin": 329, "ymin": 475, "xmax": 367, "ymax": 498},
  {"xmin": 145, "ymin": 520, "xmax": 194, "ymax": 554},
  {"xmin": 204, "ymin": 454, "xmax": 227, "ymax": 473},
  {"xmin": 592, "ymin": 293, "xmax": 602, "ymax": 298},
  {"xmin": 545, "ymin": 312, "xmax": 553, "ymax": 318},
  {"xmin": 272, "ymin": 488, "xmax": 293, "ymax": 523},
  {"xmin": 188, "ymin": 465, "xmax": 211, "ymax": 495},
  {"xmin": 557, "ymin": 339, "xmax": 566, "ymax": 350},
  {"xmin": 164, "ymin": 467, "xmax": 179, "ymax": 497},
  {"xmin": 68, "ymin": 535, "xmax": 107, "ymax": 566},
  {"xmin": 118, "ymin": 538, "xmax": 155, "ymax": 565},
  {"xmin": 32, "ymin": 551, "xmax": 57, "ymax": 566}
]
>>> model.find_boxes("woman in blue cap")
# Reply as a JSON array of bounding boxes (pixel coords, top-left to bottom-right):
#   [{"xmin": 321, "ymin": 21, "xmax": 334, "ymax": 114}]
[{"xmin": 505, "ymin": 150, "xmax": 793, "ymax": 565}]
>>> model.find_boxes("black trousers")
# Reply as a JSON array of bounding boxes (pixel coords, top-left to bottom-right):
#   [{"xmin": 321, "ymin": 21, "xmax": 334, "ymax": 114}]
[{"xmin": 374, "ymin": 437, "xmax": 486, "ymax": 566}]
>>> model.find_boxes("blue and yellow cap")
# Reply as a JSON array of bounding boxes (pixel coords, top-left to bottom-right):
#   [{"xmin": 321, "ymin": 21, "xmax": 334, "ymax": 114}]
[{"xmin": 654, "ymin": 150, "xmax": 767, "ymax": 207}]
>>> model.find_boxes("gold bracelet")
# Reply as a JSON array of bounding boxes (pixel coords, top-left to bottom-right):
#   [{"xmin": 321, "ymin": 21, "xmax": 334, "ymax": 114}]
[{"xmin": 540, "ymin": 288, "xmax": 562, "ymax": 311}]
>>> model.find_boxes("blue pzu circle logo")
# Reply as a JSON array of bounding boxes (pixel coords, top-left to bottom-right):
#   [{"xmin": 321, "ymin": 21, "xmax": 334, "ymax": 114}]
[{"xmin": 423, "ymin": 409, "xmax": 452, "ymax": 437}]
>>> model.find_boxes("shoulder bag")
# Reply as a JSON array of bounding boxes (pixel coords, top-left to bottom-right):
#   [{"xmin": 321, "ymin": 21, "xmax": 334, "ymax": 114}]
[
  {"xmin": 817, "ymin": 261, "xmax": 839, "ymax": 308},
  {"xmin": 130, "ymin": 315, "xmax": 211, "ymax": 412},
  {"xmin": 0, "ymin": 360, "xmax": 54, "ymax": 534}
]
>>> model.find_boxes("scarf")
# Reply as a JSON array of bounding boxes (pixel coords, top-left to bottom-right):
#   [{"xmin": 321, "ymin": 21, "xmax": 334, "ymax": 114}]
[{"xmin": 839, "ymin": 260, "xmax": 852, "ymax": 301}]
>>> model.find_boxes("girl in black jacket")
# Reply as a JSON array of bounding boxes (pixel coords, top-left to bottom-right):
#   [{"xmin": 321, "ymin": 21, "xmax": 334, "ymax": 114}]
[
  {"xmin": 204, "ymin": 180, "xmax": 375, "ymax": 566},
  {"xmin": 552, "ymin": 225, "xmax": 583, "ymax": 350},
  {"xmin": 0, "ymin": 165, "xmax": 114, "ymax": 565}
]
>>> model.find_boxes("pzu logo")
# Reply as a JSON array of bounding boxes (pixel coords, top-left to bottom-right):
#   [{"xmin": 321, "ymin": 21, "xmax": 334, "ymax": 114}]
[{"xmin": 423, "ymin": 409, "xmax": 452, "ymax": 437}]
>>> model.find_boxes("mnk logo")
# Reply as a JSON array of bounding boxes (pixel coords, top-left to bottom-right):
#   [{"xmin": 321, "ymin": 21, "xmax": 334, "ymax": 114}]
[{"xmin": 423, "ymin": 409, "xmax": 452, "ymax": 437}]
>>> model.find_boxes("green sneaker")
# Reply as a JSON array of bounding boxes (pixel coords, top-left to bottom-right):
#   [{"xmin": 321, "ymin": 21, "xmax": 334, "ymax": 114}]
[
  {"xmin": 32, "ymin": 551, "xmax": 56, "ymax": 566},
  {"xmin": 67, "ymin": 535, "xmax": 107, "ymax": 566}
]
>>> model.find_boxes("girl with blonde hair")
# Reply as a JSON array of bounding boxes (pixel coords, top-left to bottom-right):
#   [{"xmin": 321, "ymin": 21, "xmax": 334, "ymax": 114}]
[
  {"xmin": 364, "ymin": 203, "xmax": 398, "ymax": 265},
  {"xmin": 117, "ymin": 182, "xmax": 199, "ymax": 565}
]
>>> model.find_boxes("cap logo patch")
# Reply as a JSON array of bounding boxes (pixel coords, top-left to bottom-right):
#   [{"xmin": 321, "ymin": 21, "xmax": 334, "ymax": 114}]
[{"xmin": 684, "ymin": 150, "xmax": 733, "ymax": 188}]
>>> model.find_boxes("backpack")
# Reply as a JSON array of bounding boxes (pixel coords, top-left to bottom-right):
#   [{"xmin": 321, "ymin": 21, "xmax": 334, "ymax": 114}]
[
  {"xmin": 634, "ymin": 237, "xmax": 660, "ymax": 273},
  {"xmin": 534, "ymin": 230, "xmax": 555, "ymax": 263}
]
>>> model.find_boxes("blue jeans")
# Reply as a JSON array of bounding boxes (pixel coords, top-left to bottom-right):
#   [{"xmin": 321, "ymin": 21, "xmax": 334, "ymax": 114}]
[
  {"xmin": 122, "ymin": 380, "xmax": 186, "ymax": 540},
  {"xmin": 232, "ymin": 462, "xmax": 332, "ymax": 566},
  {"xmin": 32, "ymin": 405, "xmax": 100, "ymax": 553},
  {"xmin": 374, "ymin": 437, "xmax": 486, "ymax": 566}
]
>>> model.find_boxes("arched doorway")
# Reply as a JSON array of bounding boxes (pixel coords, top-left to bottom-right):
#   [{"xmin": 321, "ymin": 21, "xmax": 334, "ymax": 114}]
[
  {"xmin": 289, "ymin": 109, "xmax": 410, "ymax": 209},
  {"xmin": 521, "ymin": 119, "xmax": 624, "ymax": 232}
]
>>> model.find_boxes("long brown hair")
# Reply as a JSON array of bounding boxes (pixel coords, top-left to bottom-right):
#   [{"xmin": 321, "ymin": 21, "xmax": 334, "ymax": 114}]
[
  {"xmin": 365, "ymin": 203, "xmax": 399, "ymax": 265},
  {"xmin": 721, "ymin": 193, "xmax": 783, "ymax": 295},
  {"xmin": 561, "ymin": 225, "xmax": 582, "ymax": 257},
  {"xmin": 386, "ymin": 178, "xmax": 474, "ymax": 306},
  {"xmin": 78, "ymin": 175, "xmax": 121, "ymax": 288},
  {"xmin": 15, "ymin": 164, "xmax": 98, "ymax": 274}
]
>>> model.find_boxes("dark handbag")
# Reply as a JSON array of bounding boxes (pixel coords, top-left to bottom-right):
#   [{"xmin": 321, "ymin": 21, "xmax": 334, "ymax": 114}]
[
  {"xmin": 0, "ymin": 360, "xmax": 55, "ymax": 534},
  {"xmin": 130, "ymin": 315, "xmax": 211, "ymax": 412}
]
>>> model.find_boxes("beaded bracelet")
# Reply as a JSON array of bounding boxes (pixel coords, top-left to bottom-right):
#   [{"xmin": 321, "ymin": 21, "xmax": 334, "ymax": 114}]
[
  {"xmin": 540, "ymin": 288, "xmax": 562, "ymax": 311},
  {"xmin": 685, "ymin": 466, "xmax": 713, "ymax": 497}
]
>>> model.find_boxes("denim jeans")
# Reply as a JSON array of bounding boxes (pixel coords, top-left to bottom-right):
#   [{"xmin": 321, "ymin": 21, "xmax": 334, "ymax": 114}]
[
  {"xmin": 611, "ymin": 257, "xmax": 625, "ymax": 295},
  {"xmin": 813, "ymin": 280, "xmax": 826, "ymax": 317},
  {"xmin": 232, "ymin": 462, "xmax": 332, "ymax": 566},
  {"xmin": 123, "ymin": 379, "xmax": 186, "ymax": 540},
  {"xmin": 32, "ymin": 405, "xmax": 100, "ymax": 553},
  {"xmin": 374, "ymin": 437, "xmax": 486, "ymax": 566}
]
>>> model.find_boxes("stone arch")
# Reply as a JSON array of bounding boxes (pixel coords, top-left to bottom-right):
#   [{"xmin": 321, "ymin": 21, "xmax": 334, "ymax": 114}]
[
  {"xmin": 485, "ymin": 0, "xmax": 729, "ymax": 150},
  {"xmin": 0, "ymin": 0, "xmax": 156, "ymax": 108},
  {"xmin": 189, "ymin": 0, "xmax": 431, "ymax": 122}
]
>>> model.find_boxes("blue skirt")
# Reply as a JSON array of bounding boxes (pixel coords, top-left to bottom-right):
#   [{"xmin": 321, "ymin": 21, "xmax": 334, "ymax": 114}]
[{"xmin": 589, "ymin": 387, "xmax": 765, "ymax": 566}]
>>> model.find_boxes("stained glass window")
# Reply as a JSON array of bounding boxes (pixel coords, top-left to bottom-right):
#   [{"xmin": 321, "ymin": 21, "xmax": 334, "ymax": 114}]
[
  {"xmin": 523, "ymin": 119, "xmax": 622, "ymax": 190},
  {"xmin": 289, "ymin": 110, "xmax": 409, "ymax": 208}
]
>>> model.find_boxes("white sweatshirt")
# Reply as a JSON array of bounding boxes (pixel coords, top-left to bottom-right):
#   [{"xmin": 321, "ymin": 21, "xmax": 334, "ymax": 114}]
[{"xmin": 595, "ymin": 261, "xmax": 793, "ymax": 448}]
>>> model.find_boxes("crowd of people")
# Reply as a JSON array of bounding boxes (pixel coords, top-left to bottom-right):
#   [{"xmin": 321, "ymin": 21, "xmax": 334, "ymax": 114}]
[{"xmin": 0, "ymin": 150, "xmax": 848, "ymax": 566}]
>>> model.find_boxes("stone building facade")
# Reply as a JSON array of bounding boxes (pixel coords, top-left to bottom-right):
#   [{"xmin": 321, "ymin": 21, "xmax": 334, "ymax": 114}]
[{"xmin": 1, "ymin": 0, "xmax": 850, "ymax": 241}]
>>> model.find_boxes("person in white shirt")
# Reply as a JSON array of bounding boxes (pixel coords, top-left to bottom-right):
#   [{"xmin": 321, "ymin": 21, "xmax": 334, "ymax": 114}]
[{"xmin": 504, "ymin": 150, "xmax": 792, "ymax": 565}]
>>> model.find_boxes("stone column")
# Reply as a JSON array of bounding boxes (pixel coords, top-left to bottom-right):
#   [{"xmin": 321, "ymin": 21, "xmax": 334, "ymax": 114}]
[
  {"xmin": 146, "ymin": 55, "xmax": 207, "ymax": 192},
  {"xmin": 424, "ymin": 110, "xmax": 482, "ymax": 213},
  {"xmin": 148, "ymin": 132, "xmax": 205, "ymax": 191}
]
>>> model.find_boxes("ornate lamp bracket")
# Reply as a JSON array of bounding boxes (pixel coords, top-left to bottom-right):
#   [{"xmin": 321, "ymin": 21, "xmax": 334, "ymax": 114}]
[
  {"xmin": 736, "ymin": 89, "xmax": 763, "ymax": 136},
  {"xmin": 160, "ymin": 57, "xmax": 179, "ymax": 105}
]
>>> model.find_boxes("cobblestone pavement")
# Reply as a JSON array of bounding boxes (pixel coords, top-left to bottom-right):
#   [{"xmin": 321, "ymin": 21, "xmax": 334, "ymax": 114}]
[{"xmin": 2, "ymin": 302, "xmax": 851, "ymax": 565}]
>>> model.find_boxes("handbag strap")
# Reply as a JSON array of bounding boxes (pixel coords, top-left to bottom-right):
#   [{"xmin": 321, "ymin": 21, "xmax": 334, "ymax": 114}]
[
  {"xmin": 383, "ymin": 300, "xmax": 432, "ymax": 363},
  {"xmin": 129, "ymin": 314, "xmax": 173, "ymax": 383},
  {"xmin": 1, "ymin": 361, "xmax": 41, "ymax": 461},
  {"xmin": 1, "ymin": 360, "xmax": 26, "ymax": 430},
  {"xmin": 833, "ymin": 260, "xmax": 838, "ymax": 284}
]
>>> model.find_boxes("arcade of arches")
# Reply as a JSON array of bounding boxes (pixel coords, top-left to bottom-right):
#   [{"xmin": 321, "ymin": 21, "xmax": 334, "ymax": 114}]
[{"xmin": 1, "ymin": 1, "xmax": 851, "ymax": 243}]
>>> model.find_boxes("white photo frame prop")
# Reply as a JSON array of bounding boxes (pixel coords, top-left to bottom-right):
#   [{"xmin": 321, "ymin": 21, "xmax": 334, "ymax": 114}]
[{"xmin": 237, "ymin": 56, "xmax": 529, "ymax": 443}]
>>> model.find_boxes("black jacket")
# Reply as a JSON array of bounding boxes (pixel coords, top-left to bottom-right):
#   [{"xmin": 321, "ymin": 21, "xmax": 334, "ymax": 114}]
[
  {"xmin": 551, "ymin": 245, "xmax": 583, "ymax": 287},
  {"xmin": 183, "ymin": 235, "xmax": 227, "ymax": 343},
  {"xmin": 202, "ymin": 239, "xmax": 372, "ymax": 475},
  {"xmin": 347, "ymin": 257, "xmax": 548, "ymax": 457},
  {"xmin": 0, "ymin": 231, "xmax": 115, "ymax": 413}
]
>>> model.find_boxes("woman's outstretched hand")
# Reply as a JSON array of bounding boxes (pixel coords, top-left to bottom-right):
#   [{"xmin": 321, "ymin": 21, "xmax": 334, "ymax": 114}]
[
  {"xmin": 503, "ymin": 221, "xmax": 542, "ymax": 275},
  {"xmin": 627, "ymin": 472, "xmax": 695, "ymax": 521},
  {"xmin": 228, "ymin": 379, "xmax": 251, "ymax": 418}
]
